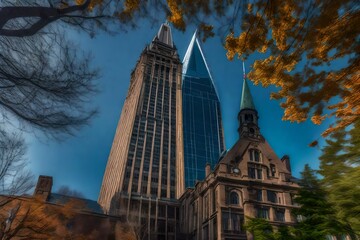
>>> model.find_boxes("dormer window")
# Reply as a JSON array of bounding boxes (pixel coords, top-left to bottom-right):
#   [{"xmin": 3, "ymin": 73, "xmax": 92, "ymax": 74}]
[
  {"xmin": 270, "ymin": 164, "xmax": 276, "ymax": 177},
  {"xmin": 249, "ymin": 149, "xmax": 261, "ymax": 162}
]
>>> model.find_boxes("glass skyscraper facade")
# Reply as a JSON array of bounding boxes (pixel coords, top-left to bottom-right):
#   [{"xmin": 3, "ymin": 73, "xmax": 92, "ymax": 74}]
[{"xmin": 182, "ymin": 33, "xmax": 225, "ymax": 188}]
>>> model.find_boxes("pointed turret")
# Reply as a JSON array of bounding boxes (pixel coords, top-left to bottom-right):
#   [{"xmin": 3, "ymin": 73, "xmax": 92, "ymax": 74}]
[
  {"xmin": 154, "ymin": 22, "xmax": 173, "ymax": 47},
  {"xmin": 240, "ymin": 78, "xmax": 256, "ymax": 110},
  {"xmin": 149, "ymin": 22, "xmax": 178, "ymax": 58},
  {"xmin": 238, "ymin": 63, "xmax": 262, "ymax": 141}
]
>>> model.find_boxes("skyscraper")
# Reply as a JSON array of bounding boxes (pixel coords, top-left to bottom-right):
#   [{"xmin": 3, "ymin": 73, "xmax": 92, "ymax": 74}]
[
  {"xmin": 182, "ymin": 32, "xmax": 225, "ymax": 187},
  {"xmin": 98, "ymin": 23, "xmax": 184, "ymax": 239}
]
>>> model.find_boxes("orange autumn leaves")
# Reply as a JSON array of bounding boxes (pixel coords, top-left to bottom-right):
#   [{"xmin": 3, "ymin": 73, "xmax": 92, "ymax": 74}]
[
  {"xmin": 224, "ymin": 0, "xmax": 359, "ymax": 137},
  {"xmin": 71, "ymin": 0, "xmax": 359, "ymax": 137}
]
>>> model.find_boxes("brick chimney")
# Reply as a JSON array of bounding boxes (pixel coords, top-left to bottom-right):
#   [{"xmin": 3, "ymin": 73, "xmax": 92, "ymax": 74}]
[
  {"xmin": 34, "ymin": 175, "xmax": 53, "ymax": 201},
  {"xmin": 281, "ymin": 155, "xmax": 291, "ymax": 173}
]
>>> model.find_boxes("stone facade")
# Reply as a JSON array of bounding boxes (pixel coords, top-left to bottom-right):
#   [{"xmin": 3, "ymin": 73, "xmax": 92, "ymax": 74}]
[
  {"xmin": 98, "ymin": 23, "xmax": 184, "ymax": 239},
  {"xmin": 178, "ymin": 77, "xmax": 300, "ymax": 240},
  {"xmin": 179, "ymin": 143, "xmax": 299, "ymax": 240}
]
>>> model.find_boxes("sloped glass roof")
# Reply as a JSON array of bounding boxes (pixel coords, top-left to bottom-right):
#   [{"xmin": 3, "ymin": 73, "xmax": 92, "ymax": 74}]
[{"xmin": 183, "ymin": 32, "xmax": 212, "ymax": 79}]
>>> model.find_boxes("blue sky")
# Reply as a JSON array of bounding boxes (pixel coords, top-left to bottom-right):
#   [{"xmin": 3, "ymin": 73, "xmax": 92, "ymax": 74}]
[{"xmin": 27, "ymin": 21, "xmax": 328, "ymax": 201}]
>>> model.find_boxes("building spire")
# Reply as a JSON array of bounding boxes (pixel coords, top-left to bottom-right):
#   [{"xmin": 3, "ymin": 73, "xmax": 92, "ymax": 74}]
[
  {"xmin": 237, "ymin": 62, "xmax": 262, "ymax": 140},
  {"xmin": 182, "ymin": 30, "xmax": 220, "ymax": 99},
  {"xmin": 154, "ymin": 22, "xmax": 173, "ymax": 47},
  {"xmin": 240, "ymin": 62, "xmax": 256, "ymax": 111}
]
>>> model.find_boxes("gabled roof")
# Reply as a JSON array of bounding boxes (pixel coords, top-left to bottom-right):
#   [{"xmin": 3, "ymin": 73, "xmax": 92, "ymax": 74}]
[
  {"xmin": 154, "ymin": 23, "xmax": 173, "ymax": 47},
  {"xmin": 218, "ymin": 138, "xmax": 252, "ymax": 164},
  {"xmin": 219, "ymin": 138, "xmax": 289, "ymax": 174}
]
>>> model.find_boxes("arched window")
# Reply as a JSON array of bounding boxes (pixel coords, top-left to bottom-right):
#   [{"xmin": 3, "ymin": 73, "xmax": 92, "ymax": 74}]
[{"xmin": 230, "ymin": 192, "xmax": 239, "ymax": 205}]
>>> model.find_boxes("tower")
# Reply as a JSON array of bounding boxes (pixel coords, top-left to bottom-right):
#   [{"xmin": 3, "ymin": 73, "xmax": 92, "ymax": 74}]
[
  {"xmin": 182, "ymin": 32, "xmax": 225, "ymax": 188},
  {"xmin": 98, "ymin": 23, "xmax": 184, "ymax": 239},
  {"xmin": 238, "ymin": 63, "xmax": 263, "ymax": 141}
]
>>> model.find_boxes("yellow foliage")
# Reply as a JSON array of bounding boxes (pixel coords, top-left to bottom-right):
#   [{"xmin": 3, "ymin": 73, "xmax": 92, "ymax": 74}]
[
  {"xmin": 222, "ymin": 0, "xmax": 359, "ymax": 136},
  {"xmin": 75, "ymin": 0, "xmax": 86, "ymax": 4},
  {"xmin": 50, "ymin": 0, "xmax": 360, "ymax": 137},
  {"xmin": 166, "ymin": 0, "xmax": 186, "ymax": 31},
  {"xmin": 0, "ymin": 197, "xmax": 86, "ymax": 240},
  {"xmin": 124, "ymin": 0, "xmax": 140, "ymax": 11},
  {"xmin": 311, "ymin": 114, "xmax": 327, "ymax": 125}
]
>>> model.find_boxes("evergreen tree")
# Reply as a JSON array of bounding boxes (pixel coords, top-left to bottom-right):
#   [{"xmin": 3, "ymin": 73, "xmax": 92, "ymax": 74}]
[
  {"xmin": 245, "ymin": 217, "xmax": 275, "ymax": 240},
  {"xmin": 319, "ymin": 120, "xmax": 360, "ymax": 236},
  {"xmin": 292, "ymin": 164, "xmax": 347, "ymax": 239},
  {"xmin": 245, "ymin": 218, "xmax": 294, "ymax": 240}
]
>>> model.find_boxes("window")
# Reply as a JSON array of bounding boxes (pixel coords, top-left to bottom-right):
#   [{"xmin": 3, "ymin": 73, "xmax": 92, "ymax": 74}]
[
  {"xmin": 213, "ymin": 219, "xmax": 217, "ymax": 240},
  {"xmin": 142, "ymin": 203, "xmax": 148, "ymax": 215},
  {"xmin": 248, "ymin": 164, "xmax": 262, "ymax": 179},
  {"xmin": 158, "ymin": 205, "xmax": 166, "ymax": 217},
  {"xmin": 270, "ymin": 164, "xmax": 276, "ymax": 177},
  {"xmin": 158, "ymin": 220, "xmax": 166, "ymax": 232},
  {"xmin": 141, "ymin": 186, "xmax": 147, "ymax": 194},
  {"xmin": 203, "ymin": 195, "xmax": 209, "ymax": 218},
  {"xmin": 231, "ymin": 214, "xmax": 242, "ymax": 233},
  {"xmin": 202, "ymin": 225, "xmax": 209, "ymax": 240},
  {"xmin": 275, "ymin": 209, "xmax": 285, "ymax": 222},
  {"xmin": 256, "ymin": 207, "xmax": 269, "ymax": 219},
  {"xmin": 168, "ymin": 206, "xmax": 175, "ymax": 218},
  {"xmin": 245, "ymin": 114, "xmax": 253, "ymax": 122},
  {"xmin": 249, "ymin": 149, "xmax": 261, "ymax": 162},
  {"xmin": 192, "ymin": 202, "xmax": 198, "ymax": 230},
  {"xmin": 229, "ymin": 192, "xmax": 239, "ymax": 205},
  {"xmin": 296, "ymin": 215, "xmax": 305, "ymax": 222},
  {"xmin": 222, "ymin": 212, "xmax": 229, "ymax": 231},
  {"xmin": 167, "ymin": 223, "xmax": 175, "ymax": 233},
  {"xmin": 267, "ymin": 190, "xmax": 277, "ymax": 203},
  {"xmin": 256, "ymin": 189, "xmax": 262, "ymax": 201},
  {"xmin": 248, "ymin": 167, "xmax": 256, "ymax": 178},
  {"xmin": 222, "ymin": 212, "xmax": 243, "ymax": 233},
  {"xmin": 161, "ymin": 189, "xmax": 166, "ymax": 198}
]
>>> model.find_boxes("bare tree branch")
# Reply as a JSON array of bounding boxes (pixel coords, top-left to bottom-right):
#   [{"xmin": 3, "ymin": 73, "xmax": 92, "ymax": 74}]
[
  {"xmin": 0, "ymin": 128, "xmax": 33, "ymax": 196},
  {"xmin": 0, "ymin": 1, "xmax": 92, "ymax": 37}
]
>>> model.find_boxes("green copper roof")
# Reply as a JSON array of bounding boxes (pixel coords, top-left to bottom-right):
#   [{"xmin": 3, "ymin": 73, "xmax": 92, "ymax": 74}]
[{"xmin": 240, "ymin": 79, "xmax": 256, "ymax": 110}]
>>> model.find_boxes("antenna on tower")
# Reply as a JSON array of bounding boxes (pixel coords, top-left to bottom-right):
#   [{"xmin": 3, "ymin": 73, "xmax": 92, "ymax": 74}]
[{"xmin": 242, "ymin": 61, "xmax": 246, "ymax": 80}]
